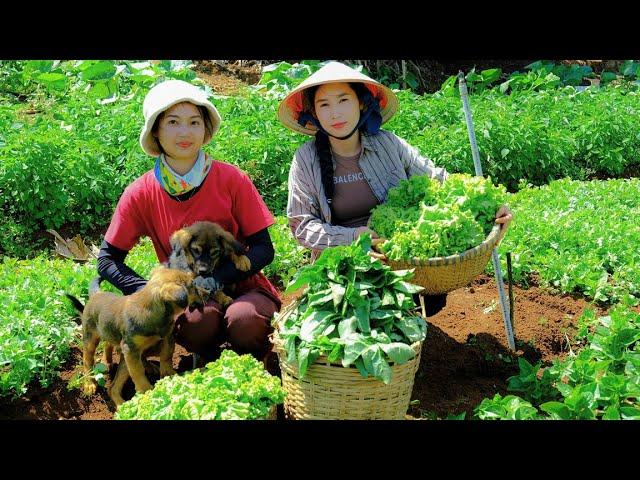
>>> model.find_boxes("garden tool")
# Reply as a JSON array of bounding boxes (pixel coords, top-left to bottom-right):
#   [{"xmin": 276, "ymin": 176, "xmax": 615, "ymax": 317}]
[{"xmin": 458, "ymin": 72, "xmax": 516, "ymax": 350}]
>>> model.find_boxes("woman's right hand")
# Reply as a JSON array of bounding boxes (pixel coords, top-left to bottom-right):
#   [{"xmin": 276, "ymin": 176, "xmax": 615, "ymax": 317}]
[
  {"xmin": 368, "ymin": 249, "xmax": 388, "ymax": 261},
  {"xmin": 354, "ymin": 227, "xmax": 389, "ymax": 261},
  {"xmin": 353, "ymin": 226, "xmax": 389, "ymax": 249},
  {"xmin": 354, "ymin": 226, "xmax": 379, "ymax": 239}
]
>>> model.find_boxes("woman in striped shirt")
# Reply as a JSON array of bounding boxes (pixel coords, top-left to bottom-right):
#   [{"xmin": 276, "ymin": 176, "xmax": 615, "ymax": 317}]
[{"xmin": 278, "ymin": 61, "xmax": 512, "ymax": 315}]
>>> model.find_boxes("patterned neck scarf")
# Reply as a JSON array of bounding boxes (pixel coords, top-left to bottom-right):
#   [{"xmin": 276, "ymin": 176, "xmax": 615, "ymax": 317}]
[{"xmin": 154, "ymin": 150, "xmax": 213, "ymax": 196}]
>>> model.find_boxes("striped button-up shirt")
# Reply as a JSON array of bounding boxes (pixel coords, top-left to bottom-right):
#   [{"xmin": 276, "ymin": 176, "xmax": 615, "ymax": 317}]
[{"xmin": 287, "ymin": 130, "xmax": 449, "ymax": 256}]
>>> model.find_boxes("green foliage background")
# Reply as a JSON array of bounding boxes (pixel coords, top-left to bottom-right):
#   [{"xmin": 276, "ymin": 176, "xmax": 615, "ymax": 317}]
[{"xmin": 2, "ymin": 60, "xmax": 640, "ymax": 258}]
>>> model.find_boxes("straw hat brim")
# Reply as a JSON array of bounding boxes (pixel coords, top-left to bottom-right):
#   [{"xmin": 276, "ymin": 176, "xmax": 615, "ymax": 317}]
[{"xmin": 277, "ymin": 63, "xmax": 399, "ymax": 136}]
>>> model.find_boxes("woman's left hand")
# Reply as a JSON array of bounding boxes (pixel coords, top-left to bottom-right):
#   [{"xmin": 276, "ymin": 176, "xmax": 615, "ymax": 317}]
[{"xmin": 495, "ymin": 204, "xmax": 513, "ymax": 245}]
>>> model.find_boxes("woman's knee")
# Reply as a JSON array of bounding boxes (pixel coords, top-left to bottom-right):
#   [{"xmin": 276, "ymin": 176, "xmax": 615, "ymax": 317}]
[
  {"xmin": 225, "ymin": 308, "xmax": 271, "ymax": 350},
  {"xmin": 173, "ymin": 302, "xmax": 223, "ymax": 355},
  {"xmin": 224, "ymin": 296, "xmax": 275, "ymax": 355}
]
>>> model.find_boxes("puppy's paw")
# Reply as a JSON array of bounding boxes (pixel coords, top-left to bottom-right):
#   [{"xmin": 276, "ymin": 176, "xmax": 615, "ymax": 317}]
[
  {"xmin": 194, "ymin": 275, "xmax": 222, "ymax": 293},
  {"xmin": 159, "ymin": 364, "xmax": 177, "ymax": 378},
  {"xmin": 233, "ymin": 254, "xmax": 251, "ymax": 272},
  {"xmin": 137, "ymin": 380, "xmax": 153, "ymax": 393},
  {"xmin": 213, "ymin": 290, "xmax": 233, "ymax": 308},
  {"xmin": 82, "ymin": 378, "xmax": 97, "ymax": 396},
  {"xmin": 108, "ymin": 389, "xmax": 125, "ymax": 407},
  {"xmin": 143, "ymin": 360, "xmax": 160, "ymax": 377}
]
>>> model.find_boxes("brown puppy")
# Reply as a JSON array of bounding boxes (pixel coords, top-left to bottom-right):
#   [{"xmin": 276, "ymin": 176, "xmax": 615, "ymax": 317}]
[
  {"xmin": 168, "ymin": 221, "xmax": 251, "ymax": 307},
  {"xmin": 65, "ymin": 266, "xmax": 204, "ymax": 406}
]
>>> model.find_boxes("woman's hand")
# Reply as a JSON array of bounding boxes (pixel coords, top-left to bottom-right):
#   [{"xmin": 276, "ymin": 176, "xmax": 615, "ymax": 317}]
[
  {"xmin": 368, "ymin": 249, "xmax": 388, "ymax": 261},
  {"xmin": 354, "ymin": 227, "xmax": 388, "ymax": 261},
  {"xmin": 495, "ymin": 204, "xmax": 513, "ymax": 245},
  {"xmin": 354, "ymin": 226, "xmax": 379, "ymax": 239}
]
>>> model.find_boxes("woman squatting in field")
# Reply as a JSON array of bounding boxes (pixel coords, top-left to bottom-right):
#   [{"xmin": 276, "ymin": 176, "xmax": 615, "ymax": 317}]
[
  {"xmin": 280, "ymin": 61, "xmax": 513, "ymax": 316},
  {"xmin": 97, "ymin": 80, "xmax": 280, "ymax": 363}
]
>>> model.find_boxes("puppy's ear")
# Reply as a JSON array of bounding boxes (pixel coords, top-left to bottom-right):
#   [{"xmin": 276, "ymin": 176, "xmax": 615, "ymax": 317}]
[
  {"xmin": 169, "ymin": 229, "xmax": 194, "ymax": 271},
  {"xmin": 170, "ymin": 229, "xmax": 191, "ymax": 252},
  {"xmin": 217, "ymin": 229, "xmax": 247, "ymax": 257},
  {"xmin": 159, "ymin": 283, "xmax": 189, "ymax": 309}
]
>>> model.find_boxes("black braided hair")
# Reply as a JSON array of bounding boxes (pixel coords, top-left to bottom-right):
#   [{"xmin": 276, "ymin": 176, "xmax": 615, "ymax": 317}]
[
  {"xmin": 303, "ymin": 82, "xmax": 372, "ymax": 207},
  {"xmin": 315, "ymin": 129, "xmax": 335, "ymax": 204}
]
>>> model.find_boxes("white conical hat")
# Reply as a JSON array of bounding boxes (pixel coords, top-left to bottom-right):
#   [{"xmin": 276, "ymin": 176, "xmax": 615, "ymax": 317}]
[
  {"xmin": 277, "ymin": 61, "xmax": 399, "ymax": 136},
  {"xmin": 139, "ymin": 79, "xmax": 222, "ymax": 157}
]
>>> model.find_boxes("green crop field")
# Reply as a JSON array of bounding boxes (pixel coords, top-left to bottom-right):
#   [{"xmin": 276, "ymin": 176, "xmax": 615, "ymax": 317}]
[{"xmin": 1, "ymin": 59, "xmax": 639, "ymax": 420}]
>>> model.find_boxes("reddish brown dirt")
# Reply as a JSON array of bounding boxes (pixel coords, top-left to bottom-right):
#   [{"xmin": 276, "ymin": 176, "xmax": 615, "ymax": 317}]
[
  {"xmin": 0, "ymin": 275, "xmax": 603, "ymax": 420},
  {"xmin": 407, "ymin": 275, "xmax": 596, "ymax": 419},
  {"xmin": 0, "ymin": 343, "xmax": 199, "ymax": 420},
  {"xmin": 192, "ymin": 60, "xmax": 261, "ymax": 96}
]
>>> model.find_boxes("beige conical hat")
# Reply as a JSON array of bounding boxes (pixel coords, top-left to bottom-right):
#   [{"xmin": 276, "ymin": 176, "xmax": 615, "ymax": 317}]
[{"xmin": 277, "ymin": 61, "xmax": 399, "ymax": 136}]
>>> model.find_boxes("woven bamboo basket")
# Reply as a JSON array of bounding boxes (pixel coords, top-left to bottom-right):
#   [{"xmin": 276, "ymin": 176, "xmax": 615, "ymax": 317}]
[
  {"xmin": 272, "ymin": 302, "xmax": 423, "ymax": 420},
  {"xmin": 378, "ymin": 224, "xmax": 501, "ymax": 295}
]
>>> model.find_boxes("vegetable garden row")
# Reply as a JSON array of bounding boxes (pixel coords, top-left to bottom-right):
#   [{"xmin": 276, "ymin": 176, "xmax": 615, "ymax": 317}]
[{"xmin": 1, "ymin": 59, "xmax": 639, "ymax": 419}]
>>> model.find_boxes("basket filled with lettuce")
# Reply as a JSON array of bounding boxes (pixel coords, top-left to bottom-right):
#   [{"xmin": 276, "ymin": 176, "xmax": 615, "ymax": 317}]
[{"xmin": 369, "ymin": 173, "xmax": 507, "ymax": 294}]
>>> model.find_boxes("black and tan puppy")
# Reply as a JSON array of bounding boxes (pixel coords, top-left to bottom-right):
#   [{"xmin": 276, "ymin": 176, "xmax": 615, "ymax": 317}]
[
  {"xmin": 168, "ymin": 221, "xmax": 251, "ymax": 307},
  {"xmin": 65, "ymin": 266, "xmax": 204, "ymax": 406}
]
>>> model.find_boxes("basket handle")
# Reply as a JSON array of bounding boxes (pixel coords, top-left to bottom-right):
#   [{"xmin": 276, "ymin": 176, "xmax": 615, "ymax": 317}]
[{"xmin": 272, "ymin": 297, "xmax": 302, "ymax": 330}]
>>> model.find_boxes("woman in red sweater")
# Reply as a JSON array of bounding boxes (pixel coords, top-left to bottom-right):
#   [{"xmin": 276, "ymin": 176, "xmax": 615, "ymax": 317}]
[{"xmin": 97, "ymin": 79, "xmax": 280, "ymax": 363}]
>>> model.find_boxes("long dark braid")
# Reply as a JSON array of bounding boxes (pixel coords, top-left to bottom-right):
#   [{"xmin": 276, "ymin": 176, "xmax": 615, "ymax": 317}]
[{"xmin": 315, "ymin": 129, "xmax": 335, "ymax": 206}]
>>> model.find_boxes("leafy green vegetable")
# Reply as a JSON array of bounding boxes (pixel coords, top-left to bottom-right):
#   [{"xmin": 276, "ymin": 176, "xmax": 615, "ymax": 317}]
[
  {"xmin": 370, "ymin": 173, "xmax": 507, "ymax": 260},
  {"xmin": 474, "ymin": 394, "xmax": 540, "ymax": 420},
  {"xmin": 473, "ymin": 301, "xmax": 640, "ymax": 420},
  {"xmin": 3, "ymin": 61, "xmax": 640, "ymax": 259},
  {"xmin": 277, "ymin": 235, "xmax": 426, "ymax": 384},
  {"xmin": 263, "ymin": 216, "xmax": 311, "ymax": 289},
  {"xmin": 114, "ymin": 349, "xmax": 285, "ymax": 420},
  {"xmin": 495, "ymin": 178, "xmax": 640, "ymax": 304},
  {"xmin": 0, "ymin": 256, "xmax": 98, "ymax": 398}
]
